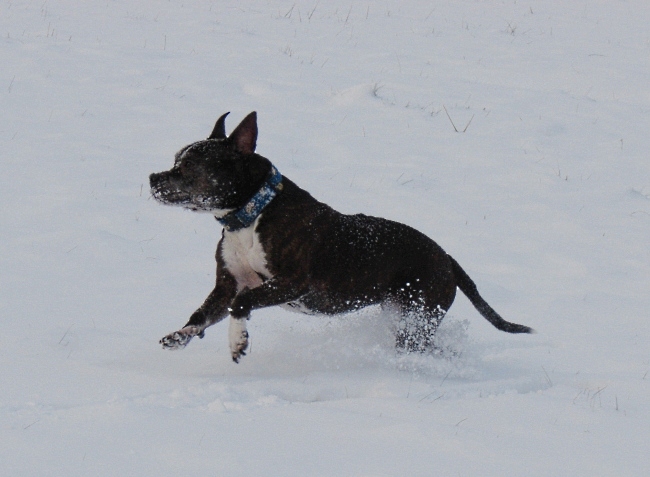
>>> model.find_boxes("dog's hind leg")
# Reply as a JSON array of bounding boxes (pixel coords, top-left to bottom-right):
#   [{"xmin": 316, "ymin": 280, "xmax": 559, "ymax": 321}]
[
  {"xmin": 395, "ymin": 305, "xmax": 447, "ymax": 353},
  {"xmin": 392, "ymin": 273, "xmax": 456, "ymax": 353}
]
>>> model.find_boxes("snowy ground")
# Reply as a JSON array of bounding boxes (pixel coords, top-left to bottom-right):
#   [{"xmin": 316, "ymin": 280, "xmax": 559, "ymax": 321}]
[{"xmin": 2, "ymin": 1, "xmax": 649, "ymax": 475}]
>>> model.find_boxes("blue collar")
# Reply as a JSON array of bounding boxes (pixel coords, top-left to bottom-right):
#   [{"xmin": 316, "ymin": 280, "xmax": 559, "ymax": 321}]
[{"xmin": 216, "ymin": 165, "xmax": 283, "ymax": 232}]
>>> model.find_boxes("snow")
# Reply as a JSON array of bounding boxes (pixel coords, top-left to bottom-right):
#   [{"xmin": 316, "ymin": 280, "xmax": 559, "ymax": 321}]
[{"xmin": 2, "ymin": 0, "xmax": 649, "ymax": 475}]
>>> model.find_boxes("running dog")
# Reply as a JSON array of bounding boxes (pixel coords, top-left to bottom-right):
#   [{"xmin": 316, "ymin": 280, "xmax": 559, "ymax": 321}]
[{"xmin": 149, "ymin": 112, "xmax": 533, "ymax": 362}]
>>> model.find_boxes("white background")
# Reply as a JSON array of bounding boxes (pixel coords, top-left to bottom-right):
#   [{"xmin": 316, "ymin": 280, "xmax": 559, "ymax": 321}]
[{"xmin": 2, "ymin": 1, "xmax": 649, "ymax": 475}]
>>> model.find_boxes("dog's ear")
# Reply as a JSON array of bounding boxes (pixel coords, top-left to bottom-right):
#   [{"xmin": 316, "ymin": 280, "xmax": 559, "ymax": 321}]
[
  {"xmin": 209, "ymin": 112, "xmax": 230, "ymax": 140},
  {"xmin": 228, "ymin": 112, "xmax": 258, "ymax": 154}
]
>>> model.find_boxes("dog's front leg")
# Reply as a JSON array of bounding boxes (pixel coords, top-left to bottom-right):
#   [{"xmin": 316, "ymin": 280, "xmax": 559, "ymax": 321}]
[
  {"xmin": 227, "ymin": 316, "xmax": 249, "ymax": 363},
  {"xmin": 227, "ymin": 279, "xmax": 305, "ymax": 362},
  {"xmin": 160, "ymin": 268, "xmax": 238, "ymax": 350}
]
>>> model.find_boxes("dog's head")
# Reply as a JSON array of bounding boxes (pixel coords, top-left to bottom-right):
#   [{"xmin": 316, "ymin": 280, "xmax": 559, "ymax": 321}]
[{"xmin": 149, "ymin": 112, "xmax": 273, "ymax": 216}]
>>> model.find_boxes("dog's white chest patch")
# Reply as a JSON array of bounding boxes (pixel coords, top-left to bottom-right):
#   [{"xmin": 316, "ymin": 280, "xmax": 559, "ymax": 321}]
[{"xmin": 221, "ymin": 216, "xmax": 272, "ymax": 291}]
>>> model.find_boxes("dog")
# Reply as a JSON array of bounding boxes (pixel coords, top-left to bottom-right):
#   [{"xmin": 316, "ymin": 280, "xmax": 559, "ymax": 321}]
[{"xmin": 149, "ymin": 112, "xmax": 533, "ymax": 362}]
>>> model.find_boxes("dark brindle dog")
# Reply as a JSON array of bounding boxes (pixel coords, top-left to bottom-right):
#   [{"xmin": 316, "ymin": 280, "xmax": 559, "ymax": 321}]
[{"xmin": 150, "ymin": 112, "xmax": 532, "ymax": 362}]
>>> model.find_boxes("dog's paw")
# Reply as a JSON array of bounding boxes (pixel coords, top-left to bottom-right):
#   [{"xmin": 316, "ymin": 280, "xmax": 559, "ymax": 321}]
[
  {"xmin": 228, "ymin": 317, "xmax": 249, "ymax": 363},
  {"xmin": 160, "ymin": 326, "xmax": 202, "ymax": 350},
  {"xmin": 230, "ymin": 330, "xmax": 249, "ymax": 363}
]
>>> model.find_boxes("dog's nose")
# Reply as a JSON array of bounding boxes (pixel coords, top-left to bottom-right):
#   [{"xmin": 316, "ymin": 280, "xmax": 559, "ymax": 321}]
[{"xmin": 149, "ymin": 172, "xmax": 160, "ymax": 188}]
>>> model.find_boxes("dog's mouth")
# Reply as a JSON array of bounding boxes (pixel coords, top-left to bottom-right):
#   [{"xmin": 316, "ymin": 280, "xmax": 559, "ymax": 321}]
[
  {"xmin": 149, "ymin": 172, "xmax": 234, "ymax": 216},
  {"xmin": 151, "ymin": 185, "xmax": 213, "ymax": 210},
  {"xmin": 150, "ymin": 172, "xmax": 192, "ymax": 206},
  {"xmin": 183, "ymin": 195, "xmax": 231, "ymax": 214},
  {"xmin": 150, "ymin": 179, "xmax": 188, "ymax": 206}
]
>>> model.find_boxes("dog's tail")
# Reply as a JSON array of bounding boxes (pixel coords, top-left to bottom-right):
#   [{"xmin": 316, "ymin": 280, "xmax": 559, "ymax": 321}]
[{"xmin": 448, "ymin": 255, "xmax": 534, "ymax": 334}]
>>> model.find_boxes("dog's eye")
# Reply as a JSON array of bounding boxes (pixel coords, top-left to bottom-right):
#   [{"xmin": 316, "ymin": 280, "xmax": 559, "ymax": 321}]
[{"xmin": 180, "ymin": 163, "xmax": 197, "ymax": 181}]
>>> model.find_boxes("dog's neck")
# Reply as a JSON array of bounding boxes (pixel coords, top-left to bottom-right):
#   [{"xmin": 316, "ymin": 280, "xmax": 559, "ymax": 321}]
[{"xmin": 215, "ymin": 165, "xmax": 283, "ymax": 232}]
